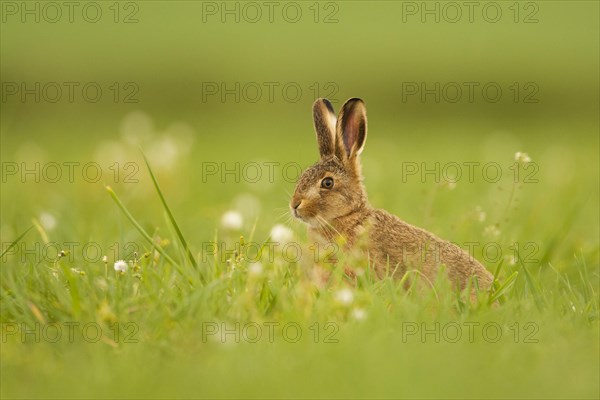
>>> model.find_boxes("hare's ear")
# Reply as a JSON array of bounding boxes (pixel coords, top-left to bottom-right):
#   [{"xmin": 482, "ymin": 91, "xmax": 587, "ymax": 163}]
[
  {"xmin": 336, "ymin": 98, "xmax": 367, "ymax": 161},
  {"xmin": 313, "ymin": 98, "xmax": 337, "ymax": 159}
]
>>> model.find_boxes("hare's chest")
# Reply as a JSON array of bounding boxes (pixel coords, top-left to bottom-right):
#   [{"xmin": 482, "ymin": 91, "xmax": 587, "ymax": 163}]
[{"xmin": 307, "ymin": 221, "xmax": 371, "ymax": 259}]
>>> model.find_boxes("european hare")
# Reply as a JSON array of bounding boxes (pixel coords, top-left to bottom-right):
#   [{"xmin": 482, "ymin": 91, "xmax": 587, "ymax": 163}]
[{"xmin": 290, "ymin": 98, "xmax": 493, "ymax": 291}]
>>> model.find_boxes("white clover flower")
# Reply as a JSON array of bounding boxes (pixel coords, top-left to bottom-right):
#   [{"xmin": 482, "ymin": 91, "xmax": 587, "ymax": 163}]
[
  {"xmin": 248, "ymin": 262, "xmax": 263, "ymax": 276},
  {"xmin": 93, "ymin": 140, "xmax": 128, "ymax": 165},
  {"xmin": 39, "ymin": 212, "xmax": 56, "ymax": 230},
  {"xmin": 515, "ymin": 151, "xmax": 532, "ymax": 164},
  {"xmin": 233, "ymin": 193, "xmax": 262, "ymax": 219},
  {"xmin": 352, "ymin": 308, "xmax": 367, "ymax": 321},
  {"xmin": 147, "ymin": 136, "xmax": 180, "ymax": 171},
  {"xmin": 270, "ymin": 224, "xmax": 294, "ymax": 244},
  {"xmin": 120, "ymin": 111, "xmax": 154, "ymax": 145},
  {"xmin": 221, "ymin": 211, "xmax": 243, "ymax": 230},
  {"xmin": 335, "ymin": 288, "xmax": 354, "ymax": 306},
  {"xmin": 483, "ymin": 225, "xmax": 501, "ymax": 238},
  {"xmin": 113, "ymin": 260, "xmax": 128, "ymax": 272},
  {"xmin": 505, "ymin": 254, "xmax": 517, "ymax": 266},
  {"xmin": 439, "ymin": 178, "xmax": 456, "ymax": 191}
]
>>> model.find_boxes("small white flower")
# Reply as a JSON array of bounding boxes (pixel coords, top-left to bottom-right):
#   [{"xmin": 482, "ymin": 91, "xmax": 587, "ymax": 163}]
[
  {"xmin": 120, "ymin": 111, "xmax": 154, "ymax": 145},
  {"xmin": 113, "ymin": 260, "xmax": 128, "ymax": 272},
  {"xmin": 221, "ymin": 211, "xmax": 243, "ymax": 230},
  {"xmin": 71, "ymin": 268, "xmax": 85, "ymax": 276},
  {"xmin": 147, "ymin": 136, "xmax": 180, "ymax": 171},
  {"xmin": 515, "ymin": 151, "xmax": 532, "ymax": 164},
  {"xmin": 248, "ymin": 262, "xmax": 263, "ymax": 276},
  {"xmin": 93, "ymin": 140, "xmax": 128, "ymax": 165},
  {"xmin": 335, "ymin": 288, "xmax": 354, "ymax": 305},
  {"xmin": 102, "ymin": 255, "xmax": 108, "ymax": 263},
  {"xmin": 442, "ymin": 174, "xmax": 458, "ymax": 190},
  {"xmin": 39, "ymin": 212, "xmax": 56, "ymax": 230},
  {"xmin": 439, "ymin": 179, "xmax": 456, "ymax": 191},
  {"xmin": 352, "ymin": 308, "xmax": 367, "ymax": 321},
  {"xmin": 233, "ymin": 193, "xmax": 262, "ymax": 218},
  {"xmin": 505, "ymin": 254, "xmax": 517, "ymax": 266},
  {"xmin": 270, "ymin": 224, "xmax": 293, "ymax": 244},
  {"xmin": 483, "ymin": 225, "xmax": 501, "ymax": 238}
]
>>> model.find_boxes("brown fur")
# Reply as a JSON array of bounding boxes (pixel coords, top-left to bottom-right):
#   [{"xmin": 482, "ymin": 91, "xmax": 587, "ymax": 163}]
[{"xmin": 290, "ymin": 98, "xmax": 493, "ymax": 291}]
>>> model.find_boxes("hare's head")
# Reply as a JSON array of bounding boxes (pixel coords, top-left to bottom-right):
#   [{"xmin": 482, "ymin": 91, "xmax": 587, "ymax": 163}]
[{"xmin": 290, "ymin": 98, "xmax": 369, "ymax": 227}]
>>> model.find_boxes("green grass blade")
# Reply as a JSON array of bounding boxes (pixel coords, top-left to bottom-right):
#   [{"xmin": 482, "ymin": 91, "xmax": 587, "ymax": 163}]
[
  {"xmin": 140, "ymin": 150, "xmax": 198, "ymax": 270},
  {"xmin": 516, "ymin": 249, "xmax": 545, "ymax": 310},
  {"xmin": 1, "ymin": 225, "xmax": 33, "ymax": 259},
  {"xmin": 488, "ymin": 259, "xmax": 504, "ymax": 297},
  {"xmin": 492, "ymin": 259, "xmax": 504, "ymax": 285},
  {"xmin": 105, "ymin": 185, "xmax": 178, "ymax": 268},
  {"xmin": 489, "ymin": 271, "xmax": 519, "ymax": 304}
]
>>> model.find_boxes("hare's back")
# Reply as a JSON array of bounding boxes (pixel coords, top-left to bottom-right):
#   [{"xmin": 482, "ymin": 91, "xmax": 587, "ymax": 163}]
[{"xmin": 368, "ymin": 209, "xmax": 493, "ymax": 288}]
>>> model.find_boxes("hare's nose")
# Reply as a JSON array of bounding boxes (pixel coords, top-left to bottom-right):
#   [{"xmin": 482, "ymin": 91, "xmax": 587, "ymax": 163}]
[{"xmin": 292, "ymin": 199, "xmax": 302, "ymax": 210}]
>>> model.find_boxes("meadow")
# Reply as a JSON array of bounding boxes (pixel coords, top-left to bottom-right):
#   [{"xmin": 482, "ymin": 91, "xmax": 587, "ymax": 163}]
[{"xmin": 1, "ymin": 1, "xmax": 599, "ymax": 399}]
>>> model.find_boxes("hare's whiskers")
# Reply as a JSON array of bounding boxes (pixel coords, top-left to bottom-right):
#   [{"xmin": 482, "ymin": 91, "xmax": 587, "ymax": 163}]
[{"xmin": 316, "ymin": 215, "xmax": 344, "ymax": 241}]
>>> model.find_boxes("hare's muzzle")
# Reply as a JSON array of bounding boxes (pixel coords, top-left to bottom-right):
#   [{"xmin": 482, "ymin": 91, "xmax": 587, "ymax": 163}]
[{"xmin": 290, "ymin": 198, "xmax": 303, "ymax": 219}]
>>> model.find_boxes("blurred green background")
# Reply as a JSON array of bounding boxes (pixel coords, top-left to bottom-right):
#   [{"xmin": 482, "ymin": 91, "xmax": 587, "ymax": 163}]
[
  {"xmin": 1, "ymin": 1, "xmax": 599, "ymax": 399},
  {"xmin": 1, "ymin": 0, "xmax": 598, "ymax": 241}
]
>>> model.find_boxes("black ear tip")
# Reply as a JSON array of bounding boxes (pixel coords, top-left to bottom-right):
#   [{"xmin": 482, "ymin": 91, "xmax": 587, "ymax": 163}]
[
  {"xmin": 322, "ymin": 98, "xmax": 334, "ymax": 114},
  {"xmin": 346, "ymin": 97, "xmax": 364, "ymax": 106},
  {"xmin": 313, "ymin": 98, "xmax": 335, "ymax": 115},
  {"xmin": 341, "ymin": 98, "xmax": 366, "ymax": 113}
]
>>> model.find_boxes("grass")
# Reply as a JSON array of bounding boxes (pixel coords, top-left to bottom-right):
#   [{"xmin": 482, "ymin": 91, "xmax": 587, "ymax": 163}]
[{"xmin": 1, "ymin": 136, "xmax": 598, "ymax": 399}]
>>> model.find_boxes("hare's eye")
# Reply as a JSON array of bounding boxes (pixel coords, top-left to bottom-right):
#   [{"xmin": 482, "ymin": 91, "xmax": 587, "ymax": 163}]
[{"xmin": 321, "ymin": 177, "xmax": 334, "ymax": 189}]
